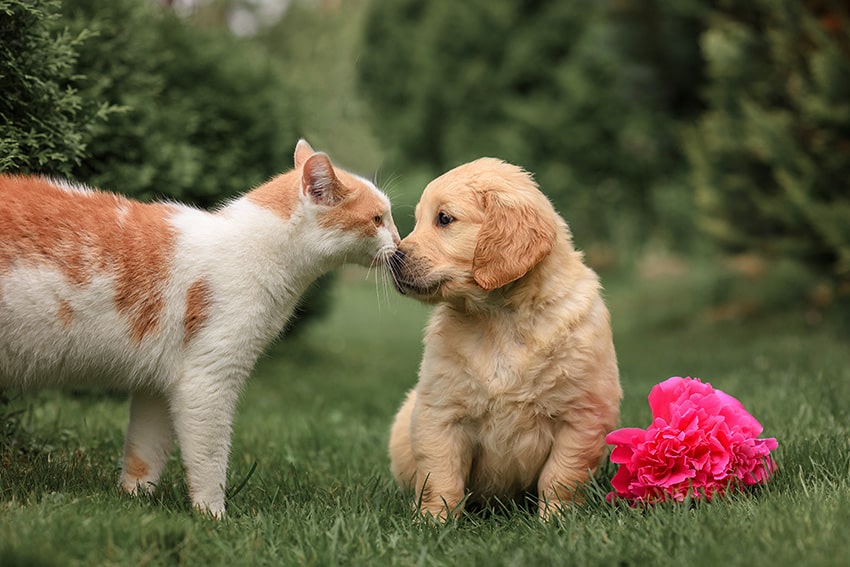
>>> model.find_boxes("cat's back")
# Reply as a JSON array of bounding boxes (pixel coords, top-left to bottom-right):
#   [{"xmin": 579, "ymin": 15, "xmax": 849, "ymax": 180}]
[{"xmin": 1, "ymin": 174, "xmax": 178, "ymax": 261}]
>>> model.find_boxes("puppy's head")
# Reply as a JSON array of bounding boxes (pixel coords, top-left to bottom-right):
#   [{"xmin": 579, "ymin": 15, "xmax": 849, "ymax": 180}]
[{"xmin": 390, "ymin": 158, "xmax": 559, "ymax": 304}]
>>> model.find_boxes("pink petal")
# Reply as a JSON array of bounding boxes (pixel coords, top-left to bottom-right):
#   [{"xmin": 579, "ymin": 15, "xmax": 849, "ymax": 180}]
[
  {"xmin": 610, "ymin": 466, "xmax": 636, "ymax": 496},
  {"xmin": 606, "ymin": 427, "xmax": 647, "ymax": 446},
  {"xmin": 647, "ymin": 377, "xmax": 687, "ymax": 420},
  {"xmin": 610, "ymin": 445, "xmax": 636, "ymax": 465}
]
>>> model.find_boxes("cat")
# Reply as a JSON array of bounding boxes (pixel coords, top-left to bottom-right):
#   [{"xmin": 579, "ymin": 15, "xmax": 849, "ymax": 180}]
[{"xmin": 0, "ymin": 139, "xmax": 400, "ymax": 517}]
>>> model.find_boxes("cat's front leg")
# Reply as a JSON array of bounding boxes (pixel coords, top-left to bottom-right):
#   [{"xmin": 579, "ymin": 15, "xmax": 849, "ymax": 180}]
[
  {"xmin": 121, "ymin": 390, "xmax": 175, "ymax": 495},
  {"xmin": 169, "ymin": 370, "xmax": 242, "ymax": 518}
]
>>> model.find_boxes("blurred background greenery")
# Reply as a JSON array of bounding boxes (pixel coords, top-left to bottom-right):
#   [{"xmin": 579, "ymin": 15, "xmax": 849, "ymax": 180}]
[{"xmin": 2, "ymin": 0, "xmax": 849, "ymax": 329}]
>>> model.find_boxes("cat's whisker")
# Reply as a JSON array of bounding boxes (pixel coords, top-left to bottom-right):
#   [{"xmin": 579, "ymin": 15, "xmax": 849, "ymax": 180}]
[
  {"xmin": 364, "ymin": 246, "xmax": 392, "ymax": 311},
  {"xmin": 375, "ymin": 269, "xmax": 387, "ymax": 310},
  {"xmin": 373, "ymin": 169, "xmax": 402, "ymax": 201},
  {"xmin": 371, "ymin": 264, "xmax": 391, "ymax": 311},
  {"xmin": 385, "ymin": 255, "xmax": 404, "ymax": 292},
  {"xmin": 384, "ymin": 274, "xmax": 395, "ymax": 308}
]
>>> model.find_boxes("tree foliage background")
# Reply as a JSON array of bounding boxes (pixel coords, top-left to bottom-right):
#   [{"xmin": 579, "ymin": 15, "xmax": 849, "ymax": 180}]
[
  {"xmin": 2, "ymin": 0, "xmax": 848, "ymax": 316},
  {"xmin": 358, "ymin": 0, "xmax": 709, "ymax": 254},
  {"xmin": 357, "ymin": 0, "xmax": 850, "ymax": 304},
  {"xmin": 0, "ymin": 0, "xmax": 110, "ymax": 177},
  {"xmin": 59, "ymin": 0, "xmax": 301, "ymax": 207},
  {"xmin": 2, "ymin": 0, "xmax": 303, "ymax": 206},
  {"xmin": 687, "ymin": 0, "xmax": 850, "ymax": 282}
]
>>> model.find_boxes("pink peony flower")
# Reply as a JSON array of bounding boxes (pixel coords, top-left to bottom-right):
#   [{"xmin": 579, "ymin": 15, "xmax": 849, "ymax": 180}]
[{"xmin": 606, "ymin": 376, "xmax": 778, "ymax": 504}]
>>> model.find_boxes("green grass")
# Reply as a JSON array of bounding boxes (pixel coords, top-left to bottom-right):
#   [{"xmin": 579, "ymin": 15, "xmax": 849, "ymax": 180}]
[{"xmin": 1, "ymin": 266, "xmax": 849, "ymax": 566}]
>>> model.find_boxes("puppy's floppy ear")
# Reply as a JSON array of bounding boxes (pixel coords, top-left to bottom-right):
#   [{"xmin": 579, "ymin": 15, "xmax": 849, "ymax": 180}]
[
  {"xmin": 301, "ymin": 153, "xmax": 347, "ymax": 206},
  {"xmin": 472, "ymin": 191, "xmax": 558, "ymax": 291}
]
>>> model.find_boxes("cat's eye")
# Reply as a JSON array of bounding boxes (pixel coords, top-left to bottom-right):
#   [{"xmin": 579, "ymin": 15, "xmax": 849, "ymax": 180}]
[
  {"xmin": 373, "ymin": 215, "xmax": 383, "ymax": 226},
  {"xmin": 436, "ymin": 211, "xmax": 454, "ymax": 227}
]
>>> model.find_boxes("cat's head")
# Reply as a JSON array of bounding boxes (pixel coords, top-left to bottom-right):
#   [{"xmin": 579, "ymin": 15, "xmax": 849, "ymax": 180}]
[{"xmin": 294, "ymin": 139, "xmax": 400, "ymax": 267}]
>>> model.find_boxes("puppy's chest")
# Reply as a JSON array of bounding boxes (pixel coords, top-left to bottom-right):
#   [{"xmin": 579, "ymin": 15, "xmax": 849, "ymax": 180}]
[
  {"xmin": 427, "ymin": 321, "xmax": 561, "ymax": 411},
  {"xmin": 463, "ymin": 341, "xmax": 528, "ymax": 394}
]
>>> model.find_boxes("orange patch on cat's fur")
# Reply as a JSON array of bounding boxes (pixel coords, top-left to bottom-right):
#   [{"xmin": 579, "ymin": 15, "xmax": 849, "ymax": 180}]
[
  {"xmin": 0, "ymin": 175, "xmax": 175, "ymax": 343},
  {"xmin": 58, "ymin": 300, "xmax": 74, "ymax": 328},
  {"xmin": 184, "ymin": 279, "xmax": 212, "ymax": 347},
  {"xmin": 245, "ymin": 172, "xmax": 299, "ymax": 220},
  {"xmin": 124, "ymin": 451, "xmax": 149, "ymax": 481},
  {"xmin": 317, "ymin": 172, "xmax": 385, "ymax": 238}
]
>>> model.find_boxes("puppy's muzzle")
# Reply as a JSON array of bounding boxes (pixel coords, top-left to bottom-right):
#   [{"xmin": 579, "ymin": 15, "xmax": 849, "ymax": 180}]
[{"xmin": 388, "ymin": 248, "xmax": 443, "ymax": 297}]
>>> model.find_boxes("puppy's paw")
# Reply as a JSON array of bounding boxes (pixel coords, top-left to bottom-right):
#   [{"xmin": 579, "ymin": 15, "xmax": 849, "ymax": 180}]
[{"xmin": 414, "ymin": 496, "xmax": 465, "ymax": 523}]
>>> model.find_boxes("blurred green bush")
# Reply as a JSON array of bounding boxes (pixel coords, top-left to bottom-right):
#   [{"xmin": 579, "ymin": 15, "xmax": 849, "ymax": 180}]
[
  {"xmin": 687, "ymin": 0, "xmax": 850, "ymax": 284},
  {"xmin": 0, "ymin": 0, "xmax": 111, "ymax": 177},
  {"xmin": 256, "ymin": 0, "xmax": 383, "ymax": 176},
  {"xmin": 59, "ymin": 0, "xmax": 302, "ymax": 208},
  {"xmin": 358, "ymin": 0, "xmax": 850, "ymax": 309},
  {"xmin": 358, "ymin": 0, "xmax": 708, "ymax": 256}
]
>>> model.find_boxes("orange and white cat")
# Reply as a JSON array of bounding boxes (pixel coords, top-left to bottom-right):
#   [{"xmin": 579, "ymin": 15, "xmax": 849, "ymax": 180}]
[{"xmin": 0, "ymin": 140, "xmax": 399, "ymax": 517}]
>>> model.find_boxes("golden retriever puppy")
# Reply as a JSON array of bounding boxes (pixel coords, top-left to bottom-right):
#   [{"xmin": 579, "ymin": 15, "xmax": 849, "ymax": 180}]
[{"xmin": 388, "ymin": 158, "xmax": 621, "ymax": 520}]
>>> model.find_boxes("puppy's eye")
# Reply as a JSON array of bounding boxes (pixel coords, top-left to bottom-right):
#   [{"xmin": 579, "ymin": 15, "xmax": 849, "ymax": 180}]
[{"xmin": 436, "ymin": 211, "xmax": 454, "ymax": 227}]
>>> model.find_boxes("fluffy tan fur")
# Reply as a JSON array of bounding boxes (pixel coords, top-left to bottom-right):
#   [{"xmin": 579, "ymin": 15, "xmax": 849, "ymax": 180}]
[{"xmin": 388, "ymin": 158, "xmax": 621, "ymax": 520}]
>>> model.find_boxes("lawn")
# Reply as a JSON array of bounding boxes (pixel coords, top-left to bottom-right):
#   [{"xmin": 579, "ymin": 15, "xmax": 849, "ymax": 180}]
[{"xmin": 1, "ymin": 265, "xmax": 848, "ymax": 566}]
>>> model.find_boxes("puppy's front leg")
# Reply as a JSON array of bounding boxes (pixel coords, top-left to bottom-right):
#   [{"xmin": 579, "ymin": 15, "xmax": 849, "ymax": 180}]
[
  {"xmin": 170, "ymin": 370, "xmax": 242, "ymax": 518},
  {"xmin": 411, "ymin": 410, "xmax": 471, "ymax": 521},
  {"xmin": 537, "ymin": 415, "xmax": 610, "ymax": 519}
]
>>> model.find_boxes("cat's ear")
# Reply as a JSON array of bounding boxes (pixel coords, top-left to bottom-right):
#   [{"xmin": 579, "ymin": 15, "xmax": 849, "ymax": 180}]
[
  {"xmin": 301, "ymin": 153, "xmax": 347, "ymax": 206},
  {"xmin": 294, "ymin": 139, "xmax": 315, "ymax": 168}
]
